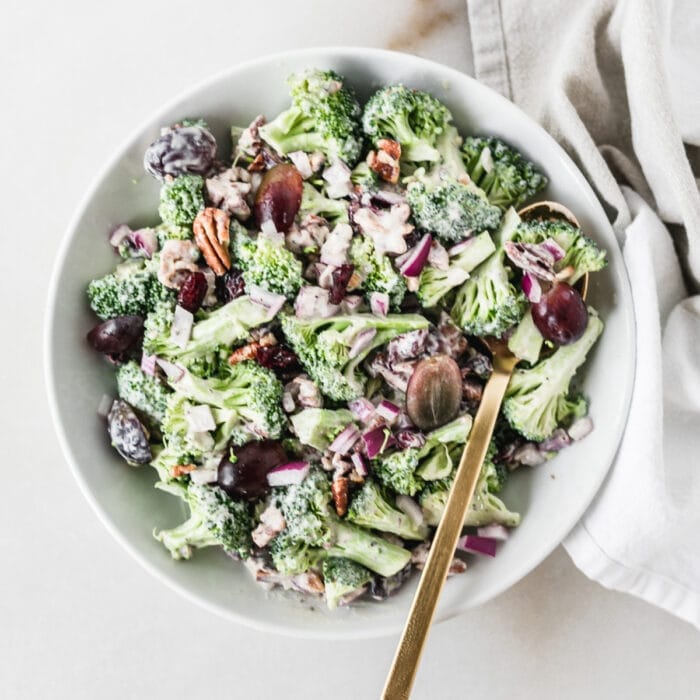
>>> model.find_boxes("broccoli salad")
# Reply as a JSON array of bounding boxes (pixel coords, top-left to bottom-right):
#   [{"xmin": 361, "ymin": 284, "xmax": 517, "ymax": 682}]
[{"xmin": 86, "ymin": 69, "xmax": 607, "ymax": 610}]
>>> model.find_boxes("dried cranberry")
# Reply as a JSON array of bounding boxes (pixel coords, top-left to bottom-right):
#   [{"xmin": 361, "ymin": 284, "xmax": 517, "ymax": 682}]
[
  {"xmin": 215, "ymin": 268, "xmax": 246, "ymax": 303},
  {"xmin": 329, "ymin": 264, "xmax": 354, "ymax": 305},
  {"xmin": 256, "ymin": 344, "xmax": 300, "ymax": 374},
  {"xmin": 177, "ymin": 271, "xmax": 208, "ymax": 312}
]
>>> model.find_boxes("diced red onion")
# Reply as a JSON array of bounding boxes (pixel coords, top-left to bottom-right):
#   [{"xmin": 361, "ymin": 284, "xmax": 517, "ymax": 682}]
[
  {"xmin": 371, "ymin": 189, "xmax": 406, "ymax": 206},
  {"xmin": 394, "ymin": 249, "xmax": 412, "ymax": 268},
  {"xmin": 568, "ymin": 416, "xmax": 594, "ymax": 441},
  {"xmin": 170, "ymin": 305, "xmax": 194, "ymax": 349},
  {"xmin": 109, "ymin": 224, "xmax": 131, "ymax": 247},
  {"xmin": 295, "ymin": 286, "xmax": 339, "ymax": 319},
  {"xmin": 427, "ymin": 240, "xmax": 450, "ymax": 270},
  {"xmin": 288, "ymin": 151, "xmax": 312, "ymax": 179},
  {"xmin": 396, "ymin": 495, "xmax": 424, "ymax": 526},
  {"xmin": 375, "ymin": 400, "xmax": 400, "ymax": 424},
  {"xmin": 140, "ymin": 353, "xmax": 157, "ymax": 377},
  {"xmin": 362, "ymin": 427, "xmax": 395, "ymax": 459},
  {"xmin": 249, "ymin": 285, "xmax": 286, "ymax": 317},
  {"xmin": 521, "ymin": 272, "xmax": 542, "ymax": 303},
  {"xmin": 266, "ymin": 461, "xmax": 311, "ymax": 487},
  {"xmin": 448, "ymin": 238, "xmax": 474, "ymax": 257},
  {"xmin": 512, "ymin": 442, "xmax": 547, "ymax": 466},
  {"xmin": 369, "ymin": 292, "xmax": 389, "ymax": 317},
  {"xmin": 539, "ymin": 428, "xmax": 571, "ymax": 452},
  {"xmin": 395, "ymin": 430, "xmax": 425, "ymax": 449},
  {"xmin": 351, "ymin": 452, "xmax": 369, "ymax": 477},
  {"xmin": 477, "ymin": 524, "xmax": 510, "ymax": 541},
  {"xmin": 457, "ymin": 535, "xmax": 498, "ymax": 557},
  {"xmin": 97, "ymin": 394, "xmax": 113, "ymax": 418},
  {"xmin": 184, "ymin": 403, "xmax": 216, "ymax": 433},
  {"xmin": 541, "ymin": 237, "xmax": 566, "ymax": 261},
  {"xmin": 395, "ymin": 411, "xmax": 415, "ymax": 430},
  {"xmin": 348, "ymin": 328, "xmax": 377, "ymax": 359},
  {"xmin": 340, "ymin": 295, "xmax": 363, "ymax": 314},
  {"xmin": 260, "ymin": 219, "xmax": 278, "ymax": 236},
  {"xmin": 189, "ymin": 467, "xmax": 218, "ymax": 485},
  {"xmin": 156, "ymin": 358, "xmax": 185, "ymax": 382},
  {"xmin": 130, "ymin": 228, "xmax": 158, "ymax": 258},
  {"xmin": 323, "ymin": 160, "xmax": 352, "ymax": 198},
  {"xmin": 399, "ymin": 234, "xmax": 433, "ymax": 277},
  {"xmin": 329, "ymin": 424, "xmax": 361, "ymax": 455},
  {"xmin": 348, "ymin": 398, "xmax": 375, "ymax": 423}
]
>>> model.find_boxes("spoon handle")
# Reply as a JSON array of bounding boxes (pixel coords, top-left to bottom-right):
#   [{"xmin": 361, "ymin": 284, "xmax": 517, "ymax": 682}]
[{"xmin": 382, "ymin": 351, "xmax": 518, "ymax": 700}]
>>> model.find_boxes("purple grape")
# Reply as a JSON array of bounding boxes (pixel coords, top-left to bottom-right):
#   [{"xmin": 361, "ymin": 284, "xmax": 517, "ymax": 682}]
[
  {"xmin": 217, "ymin": 440, "xmax": 288, "ymax": 500},
  {"xmin": 531, "ymin": 282, "xmax": 588, "ymax": 345},
  {"xmin": 87, "ymin": 315, "xmax": 143, "ymax": 356}
]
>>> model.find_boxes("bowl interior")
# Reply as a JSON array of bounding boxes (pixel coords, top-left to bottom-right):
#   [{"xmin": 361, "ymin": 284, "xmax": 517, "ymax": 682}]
[{"xmin": 46, "ymin": 48, "xmax": 635, "ymax": 639}]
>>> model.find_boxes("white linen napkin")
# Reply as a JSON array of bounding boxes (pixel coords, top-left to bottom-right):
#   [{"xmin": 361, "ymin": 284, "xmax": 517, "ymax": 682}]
[{"xmin": 466, "ymin": 0, "xmax": 700, "ymax": 628}]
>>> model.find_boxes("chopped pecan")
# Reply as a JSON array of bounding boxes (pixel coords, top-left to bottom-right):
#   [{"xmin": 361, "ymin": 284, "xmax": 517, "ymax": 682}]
[
  {"xmin": 171, "ymin": 463, "xmax": 196, "ymax": 478},
  {"xmin": 228, "ymin": 342, "xmax": 261, "ymax": 365},
  {"xmin": 157, "ymin": 240, "xmax": 200, "ymax": 289},
  {"xmin": 367, "ymin": 139, "xmax": 401, "ymax": 184},
  {"xmin": 331, "ymin": 477, "xmax": 349, "ymax": 516},
  {"xmin": 462, "ymin": 375, "xmax": 484, "ymax": 404},
  {"xmin": 193, "ymin": 207, "xmax": 231, "ymax": 275}
]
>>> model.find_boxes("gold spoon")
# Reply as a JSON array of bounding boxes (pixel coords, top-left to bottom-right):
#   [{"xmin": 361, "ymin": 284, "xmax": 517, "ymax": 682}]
[{"xmin": 382, "ymin": 201, "xmax": 586, "ymax": 700}]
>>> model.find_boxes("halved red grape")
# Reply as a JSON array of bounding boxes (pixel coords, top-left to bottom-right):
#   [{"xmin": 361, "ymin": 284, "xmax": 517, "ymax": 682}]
[
  {"xmin": 531, "ymin": 282, "xmax": 588, "ymax": 345},
  {"xmin": 406, "ymin": 355, "xmax": 462, "ymax": 431},
  {"xmin": 217, "ymin": 440, "xmax": 288, "ymax": 499},
  {"xmin": 87, "ymin": 315, "xmax": 143, "ymax": 355},
  {"xmin": 254, "ymin": 164, "xmax": 303, "ymax": 232}
]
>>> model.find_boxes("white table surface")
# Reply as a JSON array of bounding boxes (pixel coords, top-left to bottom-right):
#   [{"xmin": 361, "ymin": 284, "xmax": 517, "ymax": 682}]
[{"xmin": 3, "ymin": 0, "xmax": 698, "ymax": 697}]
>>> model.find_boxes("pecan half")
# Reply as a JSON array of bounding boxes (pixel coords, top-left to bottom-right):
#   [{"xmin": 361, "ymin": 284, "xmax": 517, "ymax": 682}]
[
  {"xmin": 228, "ymin": 342, "xmax": 261, "ymax": 365},
  {"xmin": 193, "ymin": 207, "xmax": 231, "ymax": 275},
  {"xmin": 331, "ymin": 477, "xmax": 349, "ymax": 516}
]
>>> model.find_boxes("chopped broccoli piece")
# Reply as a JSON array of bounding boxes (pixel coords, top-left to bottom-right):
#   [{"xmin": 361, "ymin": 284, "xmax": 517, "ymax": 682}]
[
  {"xmin": 347, "ymin": 480, "xmax": 429, "ymax": 540},
  {"xmin": 155, "ymin": 221, "xmax": 193, "ymax": 246},
  {"xmin": 507, "ymin": 309, "xmax": 544, "ymax": 364},
  {"xmin": 259, "ymin": 69, "xmax": 363, "ymax": 164},
  {"xmin": 373, "ymin": 414, "xmax": 473, "ymax": 495},
  {"xmin": 512, "ymin": 219, "xmax": 607, "ymax": 284},
  {"xmin": 417, "ymin": 231, "xmax": 496, "ymax": 308},
  {"xmin": 143, "ymin": 295, "xmax": 277, "ymax": 367},
  {"xmin": 362, "ymin": 85, "xmax": 452, "ymax": 165},
  {"xmin": 116, "ymin": 361, "xmax": 171, "ymax": 428},
  {"xmin": 280, "ymin": 312, "xmax": 429, "ymax": 401},
  {"xmin": 269, "ymin": 530, "xmax": 325, "ymax": 575},
  {"xmin": 461, "ymin": 136, "xmax": 547, "ymax": 210},
  {"xmin": 158, "ymin": 174, "xmax": 204, "ymax": 227},
  {"xmin": 350, "ymin": 160, "xmax": 379, "ymax": 189},
  {"xmin": 503, "ymin": 308, "xmax": 603, "ymax": 441},
  {"xmin": 87, "ymin": 259, "xmax": 168, "ymax": 320},
  {"xmin": 322, "ymin": 557, "xmax": 372, "ymax": 609},
  {"xmin": 289, "ymin": 408, "xmax": 355, "ymax": 452},
  {"xmin": 231, "ymin": 224, "xmax": 302, "ymax": 299},
  {"xmin": 299, "ymin": 182, "xmax": 350, "ymax": 224},
  {"xmin": 154, "ymin": 483, "xmax": 252, "ymax": 560},
  {"xmin": 349, "ymin": 235, "xmax": 407, "ymax": 310},
  {"xmin": 273, "ymin": 468, "xmax": 411, "ymax": 577},
  {"xmin": 451, "ymin": 207, "xmax": 527, "ymax": 337},
  {"xmin": 159, "ymin": 393, "xmax": 215, "ymax": 463},
  {"xmin": 163, "ymin": 360, "xmax": 286, "ymax": 445},
  {"xmin": 407, "ymin": 180, "xmax": 502, "ymax": 242}
]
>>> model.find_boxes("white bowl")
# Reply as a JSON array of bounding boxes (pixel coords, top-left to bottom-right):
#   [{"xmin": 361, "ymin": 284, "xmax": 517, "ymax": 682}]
[{"xmin": 45, "ymin": 47, "xmax": 635, "ymax": 639}]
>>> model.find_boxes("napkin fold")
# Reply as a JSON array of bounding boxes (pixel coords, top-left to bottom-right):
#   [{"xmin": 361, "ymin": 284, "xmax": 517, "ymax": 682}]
[{"xmin": 466, "ymin": 0, "xmax": 700, "ymax": 628}]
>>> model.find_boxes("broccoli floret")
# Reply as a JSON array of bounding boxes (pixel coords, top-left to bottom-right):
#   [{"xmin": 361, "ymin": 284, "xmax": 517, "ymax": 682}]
[
  {"xmin": 419, "ymin": 444, "xmax": 520, "ymax": 528},
  {"xmin": 87, "ymin": 259, "xmax": 168, "ymax": 320},
  {"xmin": 347, "ymin": 480, "xmax": 429, "ymax": 540},
  {"xmin": 373, "ymin": 414, "xmax": 473, "ymax": 495},
  {"xmin": 512, "ymin": 219, "xmax": 607, "ymax": 284},
  {"xmin": 154, "ymin": 483, "xmax": 252, "ymax": 560},
  {"xmin": 116, "ymin": 361, "xmax": 171, "ymax": 428},
  {"xmin": 158, "ymin": 174, "xmax": 205, "ymax": 227},
  {"xmin": 159, "ymin": 393, "xmax": 217, "ymax": 463},
  {"xmin": 143, "ymin": 295, "xmax": 277, "ymax": 368},
  {"xmin": 231, "ymin": 224, "xmax": 302, "ymax": 299},
  {"xmin": 407, "ymin": 180, "xmax": 502, "ymax": 243},
  {"xmin": 155, "ymin": 222, "xmax": 192, "ymax": 246},
  {"xmin": 273, "ymin": 468, "xmax": 411, "ymax": 577},
  {"xmin": 417, "ymin": 231, "xmax": 496, "ymax": 308},
  {"xmin": 461, "ymin": 136, "xmax": 547, "ymax": 210},
  {"xmin": 503, "ymin": 308, "xmax": 603, "ymax": 441},
  {"xmin": 299, "ymin": 182, "xmax": 350, "ymax": 224},
  {"xmin": 163, "ymin": 360, "xmax": 285, "ymax": 445},
  {"xmin": 362, "ymin": 85, "xmax": 451, "ymax": 165},
  {"xmin": 350, "ymin": 160, "xmax": 379, "ymax": 189},
  {"xmin": 289, "ymin": 408, "xmax": 355, "ymax": 452},
  {"xmin": 451, "ymin": 207, "xmax": 527, "ymax": 337},
  {"xmin": 507, "ymin": 309, "xmax": 544, "ymax": 364},
  {"xmin": 269, "ymin": 530, "xmax": 326, "ymax": 575},
  {"xmin": 349, "ymin": 235, "xmax": 407, "ymax": 310},
  {"xmin": 281, "ymin": 312, "xmax": 429, "ymax": 401},
  {"xmin": 259, "ymin": 69, "xmax": 363, "ymax": 165},
  {"xmin": 322, "ymin": 557, "xmax": 373, "ymax": 610}
]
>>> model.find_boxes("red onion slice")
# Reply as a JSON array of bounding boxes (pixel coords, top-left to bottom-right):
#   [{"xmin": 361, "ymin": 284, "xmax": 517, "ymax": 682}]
[
  {"xmin": 396, "ymin": 495, "xmax": 424, "ymax": 526},
  {"xmin": 351, "ymin": 452, "xmax": 369, "ymax": 477},
  {"xmin": 248, "ymin": 285, "xmax": 286, "ymax": 317},
  {"xmin": 170, "ymin": 305, "xmax": 194, "ymax": 349},
  {"xmin": 477, "ymin": 524, "xmax": 510, "ymax": 541},
  {"xmin": 109, "ymin": 224, "xmax": 131, "ymax": 247},
  {"xmin": 447, "ymin": 238, "xmax": 475, "ymax": 257},
  {"xmin": 521, "ymin": 272, "xmax": 542, "ymax": 303},
  {"xmin": 267, "ymin": 461, "xmax": 310, "ymax": 487},
  {"xmin": 370, "ymin": 292, "xmax": 389, "ymax": 317},
  {"xmin": 131, "ymin": 228, "xmax": 158, "ymax": 258},
  {"xmin": 340, "ymin": 295, "xmax": 363, "ymax": 314},
  {"xmin": 375, "ymin": 399, "xmax": 400, "ymax": 424},
  {"xmin": 184, "ymin": 403, "xmax": 216, "ymax": 433},
  {"xmin": 542, "ymin": 237, "xmax": 566, "ymax": 261},
  {"xmin": 348, "ymin": 328, "xmax": 377, "ymax": 359},
  {"xmin": 329, "ymin": 424, "xmax": 361, "ymax": 455},
  {"xmin": 362, "ymin": 427, "xmax": 395, "ymax": 459},
  {"xmin": 399, "ymin": 234, "xmax": 433, "ymax": 277},
  {"xmin": 568, "ymin": 416, "xmax": 593, "ymax": 441},
  {"xmin": 457, "ymin": 535, "xmax": 498, "ymax": 557},
  {"xmin": 156, "ymin": 358, "xmax": 185, "ymax": 383},
  {"xmin": 348, "ymin": 397, "xmax": 375, "ymax": 423},
  {"xmin": 140, "ymin": 353, "xmax": 157, "ymax": 377}
]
